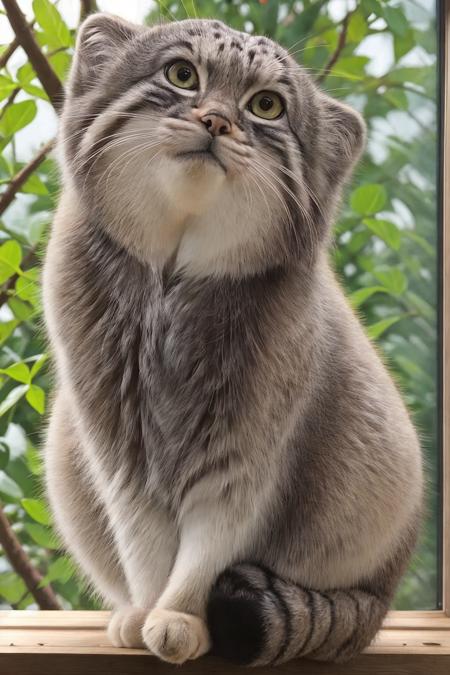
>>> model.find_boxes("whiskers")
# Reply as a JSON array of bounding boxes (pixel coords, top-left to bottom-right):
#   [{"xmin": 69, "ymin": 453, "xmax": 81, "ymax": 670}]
[{"xmin": 244, "ymin": 147, "xmax": 321, "ymax": 260}]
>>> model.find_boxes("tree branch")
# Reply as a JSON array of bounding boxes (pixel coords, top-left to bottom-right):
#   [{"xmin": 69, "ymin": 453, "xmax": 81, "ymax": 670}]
[
  {"xmin": 0, "ymin": 139, "xmax": 54, "ymax": 217},
  {"xmin": 0, "ymin": 87, "xmax": 20, "ymax": 119},
  {"xmin": 316, "ymin": 12, "xmax": 352, "ymax": 84},
  {"xmin": 79, "ymin": 0, "xmax": 98, "ymax": 22},
  {"xmin": 0, "ymin": 37, "xmax": 20, "ymax": 71},
  {"xmin": 0, "ymin": 20, "xmax": 34, "ymax": 70},
  {"xmin": 2, "ymin": 0, "xmax": 63, "ymax": 111},
  {"xmin": 0, "ymin": 504, "xmax": 62, "ymax": 609}
]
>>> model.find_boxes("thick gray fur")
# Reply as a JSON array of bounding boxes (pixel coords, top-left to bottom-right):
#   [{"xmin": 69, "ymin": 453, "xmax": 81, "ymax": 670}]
[{"xmin": 42, "ymin": 14, "xmax": 423, "ymax": 666}]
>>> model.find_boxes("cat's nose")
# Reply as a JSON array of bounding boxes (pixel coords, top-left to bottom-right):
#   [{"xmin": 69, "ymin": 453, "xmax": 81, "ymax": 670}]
[{"xmin": 200, "ymin": 111, "xmax": 231, "ymax": 136}]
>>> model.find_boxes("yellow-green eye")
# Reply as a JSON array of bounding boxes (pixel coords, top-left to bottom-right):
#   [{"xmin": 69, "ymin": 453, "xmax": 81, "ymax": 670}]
[
  {"xmin": 248, "ymin": 91, "xmax": 284, "ymax": 120},
  {"xmin": 165, "ymin": 60, "xmax": 199, "ymax": 90}
]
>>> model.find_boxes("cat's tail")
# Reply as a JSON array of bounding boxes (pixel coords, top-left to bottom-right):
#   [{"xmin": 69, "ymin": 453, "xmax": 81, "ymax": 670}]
[{"xmin": 206, "ymin": 563, "xmax": 389, "ymax": 666}]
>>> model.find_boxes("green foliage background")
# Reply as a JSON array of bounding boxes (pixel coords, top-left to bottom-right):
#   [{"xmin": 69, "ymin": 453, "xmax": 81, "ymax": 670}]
[{"xmin": 0, "ymin": 0, "xmax": 439, "ymax": 610}]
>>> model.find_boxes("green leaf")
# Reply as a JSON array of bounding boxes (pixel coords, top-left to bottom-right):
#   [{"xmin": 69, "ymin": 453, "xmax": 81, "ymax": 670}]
[
  {"xmin": 394, "ymin": 29, "xmax": 416, "ymax": 61},
  {"xmin": 0, "ymin": 384, "xmax": 28, "ymax": 417},
  {"xmin": 373, "ymin": 268, "xmax": 408, "ymax": 295},
  {"xmin": 0, "ymin": 100, "xmax": 37, "ymax": 137},
  {"xmin": 404, "ymin": 231, "xmax": 435, "ymax": 257},
  {"xmin": 406, "ymin": 291, "xmax": 435, "ymax": 321},
  {"xmin": 26, "ymin": 442, "xmax": 44, "ymax": 476},
  {"xmin": 1, "ymin": 362, "xmax": 31, "ymax": 384},
  {"xmin": 0, "ymin": 572, "xmax": 27, "ymax": 603},
  {"xmin": 0, "ymin": 75, "xmax": 17, "ymax": 102},
  {"xmin": 39, "ymin": 557, "xmax": 73, "ymax": 587},
  {"xmin": 16, "ymin": 62, "xmax": 35, "ymax": 86},
  {"xmin": 394, "ymin": 354, "xmax": 424, "ymax": 378},
  {"xmin": 384, "ymin": 89, "xmax": 408, "ymax": 110},
  {"xmin": 388, "ymin": 66, "xmax": 433, "ymax": 86},
  {"xmin": 350, "ymin": 285, "xmax": 391, "ymax": 308},
  {"xmin": 0, "ymin": 320, "xmax": 19, "ymax": 346},
  {"xmin": 363, "ymin": 218, "xmax": 401, "ymax": 250},
  {"xmin": 21, "ymin": 82, "xmax": 49, "ymax": 102},
  {"xmin": 0, "ymin": 240, "xmax": 22, "ymax": 285},
  {"xmin": 30, "ymin": 353, "xmax": 48, "ymax": 379},
  {"xmin": 361, "ymin": 0, "xmax": 383, "ymax": 16},
  {"xmin": 8, "ymin": 297, "xmax": 34, "ymax": 321},
  {"xmin": 289, "ymin": 1, "xmax": 326, "ymax": 37},
  {"xmin": 0, "ymin": 239, "xmax": 22, "ymax": 270},
  {"xmin": 24, "ymin": 522, "xmax": 60, "ymax": 549},
  {"xmin": 32, "ymin": 0, "xmax": 72, "ymax": 49},
  {"xmin": 348, "ymin": 229, "xmax": 371, "ymax": 254},
  {"xmin": 367, "ymin": 315, "xmax": 407, "ymax": 340},
  {"xmin": 382, "ymin": 6, "xmax": 409, "ymax": 37},
  {"xmin": 331, "ymin": 56, "xmax": 369, "ymax": 80},
  {"xmin": 26, "ymin": 384, "xmax": 45, "ymax": 413},
  {"xmin": 351, "ymin": 184, "xmax": 387, "ymax": 215},
  {"xmin": 21, "ymin": 497, "xmax": 51, "ymax": 525},
  {"xmin": 347, "ymin": 11, "xmax": 368, "ymax": 43},
  {"xmin": 0, "ymin": 441, "xmax": 9, "ymax": 470},
  {"xmin": 21, "ymin": 173, "xmax": 48, "ymax": 196},
  {"xmin": 16, "ymin": 271, "xmax": 39, "ymax": 304},
  {"xmin": 0, "ymin": 470, "xmax": 23, "ymax": 498},
  {"xmin": 0, "ymin": 263, "xmax": 14, "ymax": 285}
]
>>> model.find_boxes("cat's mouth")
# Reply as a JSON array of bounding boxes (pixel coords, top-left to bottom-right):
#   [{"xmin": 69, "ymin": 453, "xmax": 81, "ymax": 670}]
[{"xmin": 175, "ymin": 148, "xmax": 227, "ymax": 174}]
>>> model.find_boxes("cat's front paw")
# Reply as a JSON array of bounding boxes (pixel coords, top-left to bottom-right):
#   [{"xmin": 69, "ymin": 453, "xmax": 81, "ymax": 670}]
[
  {"xmin": 142, "ymin": 608, "xmax": 210, "ymax": 664},
  {"xmin": 108, "ymin": 607, "xmax": 147, "ymax": 648}
]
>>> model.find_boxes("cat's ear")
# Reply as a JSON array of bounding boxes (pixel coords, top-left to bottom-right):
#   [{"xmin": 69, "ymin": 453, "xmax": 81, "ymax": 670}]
[
  {"xmin": 69, "ymin": 13, "xmax": 142, "ymax": 96},
  {"xmin": 317, "ymin": 93, "xmax": 366, "ymax": 185}
]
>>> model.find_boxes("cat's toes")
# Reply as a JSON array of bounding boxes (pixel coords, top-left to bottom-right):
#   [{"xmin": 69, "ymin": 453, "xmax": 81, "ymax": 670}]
[
  {"xmin": 108, "ymin": 607, "xmax": 147, "ymax": 648},
  {"xmin": 142, "ymin": 608, "xmax": 210, "ymax": 664}
]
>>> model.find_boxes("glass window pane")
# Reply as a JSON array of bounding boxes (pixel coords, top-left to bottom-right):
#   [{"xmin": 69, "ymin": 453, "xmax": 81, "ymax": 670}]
[{"xmin": 0, "ymin": 1, "xmax": 441, "ymax": 613}]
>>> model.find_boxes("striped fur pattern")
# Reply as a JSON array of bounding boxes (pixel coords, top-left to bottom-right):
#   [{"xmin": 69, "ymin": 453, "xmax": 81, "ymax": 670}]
[{"xmin": 43, "ymin": 14, "xmax": 423, "ymax": 666}]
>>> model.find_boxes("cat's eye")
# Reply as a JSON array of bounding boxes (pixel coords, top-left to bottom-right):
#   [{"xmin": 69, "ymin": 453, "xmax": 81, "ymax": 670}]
[
  {"xmin": 248, "ymin": 91, "xmax": 284, "ymax": 120},
  {"xmin": 165, "ymin": 60, "xmax": 199, "ymax": 90}
]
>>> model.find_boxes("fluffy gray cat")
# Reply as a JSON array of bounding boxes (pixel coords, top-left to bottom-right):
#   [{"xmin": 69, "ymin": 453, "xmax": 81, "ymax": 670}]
[{"xmin": 43, "ymin": 13, "xmax": 423, "ymax": 666}]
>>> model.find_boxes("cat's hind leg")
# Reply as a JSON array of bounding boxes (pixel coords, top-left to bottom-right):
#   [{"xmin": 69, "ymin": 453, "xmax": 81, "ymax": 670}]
[{"xmin": 44, "ymin": 390, "xmax": 129, "ymax": 609}]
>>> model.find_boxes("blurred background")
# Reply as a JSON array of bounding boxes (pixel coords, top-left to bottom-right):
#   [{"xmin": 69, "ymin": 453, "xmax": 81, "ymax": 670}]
[{"xmin": 0, "ymin": 0, "xmax": 440, "ymax": 611}]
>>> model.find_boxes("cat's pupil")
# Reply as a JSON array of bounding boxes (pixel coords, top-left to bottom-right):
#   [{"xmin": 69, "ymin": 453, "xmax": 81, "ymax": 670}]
[
  {"xmin": 259, "ymin": 96, "xmax": 273, "ymax": 111},
  {"xmin": 178, "ymin": 67, "xmax": 191, "ymax": 82}
]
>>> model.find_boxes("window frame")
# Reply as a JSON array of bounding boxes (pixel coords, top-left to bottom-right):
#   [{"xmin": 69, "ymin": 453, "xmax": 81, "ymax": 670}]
[
  {"xmin": 0, "ymin": 1, "xmax": 449, "ymax": 672},
  {"xmin": 442, "ymin": 0, "xmax": 450, "ymax": 622}
]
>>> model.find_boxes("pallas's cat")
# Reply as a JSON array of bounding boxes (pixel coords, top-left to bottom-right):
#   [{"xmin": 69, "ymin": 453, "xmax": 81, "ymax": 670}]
[{"xmin": 43, "ymin": 14, "xmax": 423, "ymax": 666}]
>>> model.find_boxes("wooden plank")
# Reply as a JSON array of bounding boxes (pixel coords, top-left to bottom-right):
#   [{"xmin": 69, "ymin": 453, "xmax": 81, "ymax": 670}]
[
  {"xmin": 443, "ymin": 0, "xmax": 450, "ymax": 619},
  {"xmin": 0, "ymin": 610, "xmax": 111, "ymax": 629},
  {"xmin": 0, "ymin": 609, "xmax": 449, "ymax": 675},
  {"xmin": 0, "ymin": 652, "xmax": 449, "ymax": 675},
  {"xmin": 1, "ymin": 609, "xmax": 450, "ymax": 630}
]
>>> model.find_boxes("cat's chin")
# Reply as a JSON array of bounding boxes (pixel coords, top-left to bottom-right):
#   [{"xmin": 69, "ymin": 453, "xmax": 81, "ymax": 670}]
[
  {"xmin": 175, "ymin": 150, "xmax": 227, "ymax": 174},
  {"xmin": 159, "ymin": 154, "xmax": 227, "ymax": 217}
]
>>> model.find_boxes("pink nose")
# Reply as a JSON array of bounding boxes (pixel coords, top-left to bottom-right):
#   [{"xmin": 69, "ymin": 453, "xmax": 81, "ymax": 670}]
[{"xmin": 200, "ymin": 112, "xmax": 231, "ymax": 136}]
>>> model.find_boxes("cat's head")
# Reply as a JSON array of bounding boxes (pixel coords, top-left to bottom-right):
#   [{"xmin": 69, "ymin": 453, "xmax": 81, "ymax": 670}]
[{"xmin": 60, "ymin": 14, "xmax": 365, "ymax": 277}]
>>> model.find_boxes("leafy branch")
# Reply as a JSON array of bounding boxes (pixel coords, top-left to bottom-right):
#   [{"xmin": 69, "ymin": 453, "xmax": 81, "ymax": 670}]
[
  {"xmin": 0, "ymin": 0, "xmax": 72, "ymax": 613},
  {"xmin": 0, "ymin": 504, "xmax": 62, "ymax": 609},
  {"xmin": 316, "ymin": 11, "xmax": 352, "ymax": 84},
  {"xmin": 0, "ymin": 139, "xmax": 54, "ymax": 217},
  {"xmin": 2, "ymin": 0, "xmax": 64, "ymax": 111}
]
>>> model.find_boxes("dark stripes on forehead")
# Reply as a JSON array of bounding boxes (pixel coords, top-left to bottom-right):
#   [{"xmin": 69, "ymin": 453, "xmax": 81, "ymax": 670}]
[{"xmin": 159, "ymin": 39, "xmax": 195, "ymax": 54}]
